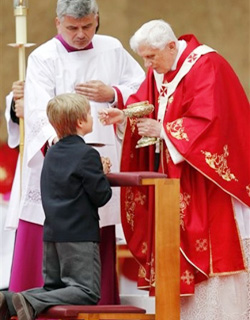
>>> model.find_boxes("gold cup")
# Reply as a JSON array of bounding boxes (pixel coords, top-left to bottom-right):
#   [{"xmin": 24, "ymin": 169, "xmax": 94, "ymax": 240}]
[{"xmin": 123, "ymin": 101, "xmax": 158, "ymax": 148}]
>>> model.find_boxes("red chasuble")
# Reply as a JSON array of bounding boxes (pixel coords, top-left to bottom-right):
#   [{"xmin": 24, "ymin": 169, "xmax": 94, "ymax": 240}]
[{"xmin": 120, "ymin": 34, "xmax": 250, "ymax": 295}]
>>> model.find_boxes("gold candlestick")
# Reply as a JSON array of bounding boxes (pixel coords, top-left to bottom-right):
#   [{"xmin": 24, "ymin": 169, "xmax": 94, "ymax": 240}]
[{"xmin": 9, "ymin": 0, "xmax": 35, "ymax": 192}]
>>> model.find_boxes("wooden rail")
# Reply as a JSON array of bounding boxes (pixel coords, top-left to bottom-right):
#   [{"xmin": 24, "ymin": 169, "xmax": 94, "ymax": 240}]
[{"xmin": 108, "ymin": 172, "xmax": 180, "ymax": 320}]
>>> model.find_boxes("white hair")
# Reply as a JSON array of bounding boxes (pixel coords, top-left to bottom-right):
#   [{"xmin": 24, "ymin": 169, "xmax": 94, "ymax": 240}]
[{"xmin": 130, "ymin": 19, "xmax": 178, "ymax": 53}]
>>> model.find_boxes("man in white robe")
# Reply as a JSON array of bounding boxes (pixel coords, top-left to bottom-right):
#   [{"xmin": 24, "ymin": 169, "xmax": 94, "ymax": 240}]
[
  {"xmin": 5, "ymin": 0, "xmax": 144, "ymax": 302},
  {"xmin": 8, "ymin": 30, "xmax": 145, "ymax": 229}
]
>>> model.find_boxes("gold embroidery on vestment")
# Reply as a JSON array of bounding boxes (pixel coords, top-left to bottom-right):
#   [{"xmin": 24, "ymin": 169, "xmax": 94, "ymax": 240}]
[
  {"xmin": 138, "ymin": 265, "xmax": 146, "ymax": 278},
  {"xmin": 181, "ymin": 270, "xmax": 195, "ymax": 285},
  {"xmin": 201, "ymin": 145, "xmax": 238, "ymax": 182},
  {"xmin": 146, "ymin": 253, "xmax": 155, "ymax": 285},
  {"xmin": 125, "ymin": 188, "xmax": 147, "ymax": 231},
  {"xmin": 165, "ymin": 147, "xmax": 171, "ymax": 164},
  {"xmin": 134, "ymin": 191, "xmax": 146, "ymax": 206},
  {"xmin": 129, "ymin": 118, "xmax": 137, "ymax": 134},
  {"xmin": 166, "ymin": 118, "xmax": 189, "ymax": 141},
  {"xmin": 168, "ymin": 96, "xmax": 174, "ymax": 104},
  {"xmin": 180, "ymin": 192, "xmax": 191, "ymax": 231},
  {"xmin": 125, "ymin": 187, "xmax": 135, "ymax": 231},
  {"xmin": 150, "ymin": 268, "xmax": 155, "ymax": 285},
  {"xmin": 196, "ymin": 238, "xmax": 208, "ymax": 252},
  {"xmin": 142, "ymin": 242, "xmax": 147, "ymax": 255}
]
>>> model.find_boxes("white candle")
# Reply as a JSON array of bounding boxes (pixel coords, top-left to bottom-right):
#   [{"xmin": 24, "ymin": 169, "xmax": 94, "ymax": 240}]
[{"xmin": 15, "ymin": 15, "xmax": 27, "ymax": 44}]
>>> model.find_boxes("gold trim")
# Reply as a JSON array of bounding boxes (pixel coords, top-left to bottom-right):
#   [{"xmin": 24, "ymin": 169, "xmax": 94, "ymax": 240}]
[
  {"xmin": 180, "ymin": 247, "xmax": 209, "ymax": 279},
  {"xmin": 209, "ymin": 269, "xmax": 247, "ymax": 277},
  {"xmin": 231, "ymin": 197, "xmax": 249, "ymax": 271}
]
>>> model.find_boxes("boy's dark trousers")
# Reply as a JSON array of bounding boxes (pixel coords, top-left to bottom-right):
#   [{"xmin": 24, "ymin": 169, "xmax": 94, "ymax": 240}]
[{"xmin": 4, "ymin": 241, "xmax": 101, "ymax": 316}]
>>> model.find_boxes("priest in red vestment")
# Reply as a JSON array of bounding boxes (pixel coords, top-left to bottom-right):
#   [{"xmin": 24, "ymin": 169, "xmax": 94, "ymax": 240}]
[{"xmin": 99, "ymin": 19, "xmax": 250, "ymax": 319}]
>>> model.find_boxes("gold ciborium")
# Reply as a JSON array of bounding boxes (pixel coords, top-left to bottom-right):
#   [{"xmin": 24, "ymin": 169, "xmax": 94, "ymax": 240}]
[{"xmin": 123, "ymin": 101, "xmax": 158, "ymax": 148}]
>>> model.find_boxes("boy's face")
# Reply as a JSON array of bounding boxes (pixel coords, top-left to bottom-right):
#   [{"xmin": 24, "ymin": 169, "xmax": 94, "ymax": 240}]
[{"xmin": 85, "ymin": 110, "xmax": 93, "ymax": 134}]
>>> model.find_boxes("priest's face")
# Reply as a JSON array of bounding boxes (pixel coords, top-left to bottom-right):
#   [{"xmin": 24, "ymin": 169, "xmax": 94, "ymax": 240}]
[
  {"xmin": 56, "ymin": 14, "xmax": 98, "ymax": 50},
  {"xmin": 137, "ymin": 41, "xmax": 177, "ymax": 74}
]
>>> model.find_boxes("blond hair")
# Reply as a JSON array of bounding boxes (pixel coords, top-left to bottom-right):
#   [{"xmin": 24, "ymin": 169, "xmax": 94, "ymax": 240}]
[{"xmin": 47, "ymin": 93, "xmax": 90, "ymax": 139}]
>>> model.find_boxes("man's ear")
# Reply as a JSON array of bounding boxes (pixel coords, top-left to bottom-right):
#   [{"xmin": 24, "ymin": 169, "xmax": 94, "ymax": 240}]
[
  {"xmin": 168, "ymin": 41, "xmax": 176, "ymax": 51},
  {"xmin": 95, "ymin": 13, "xmax": 100, "ymax": 33},
  {"xmin": 55, "ymin": 17, "xmax": 60, "ymax": 32}
]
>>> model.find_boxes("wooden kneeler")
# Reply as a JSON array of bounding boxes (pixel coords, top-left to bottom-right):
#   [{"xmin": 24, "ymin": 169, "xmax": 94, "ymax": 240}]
[
  {"xmin": 35, "ymin": 304, "xmax": 154, "ymax": 319},
  {"xmin": 13, "ymin": 172, "xmax": 180, "ymax": 320}
]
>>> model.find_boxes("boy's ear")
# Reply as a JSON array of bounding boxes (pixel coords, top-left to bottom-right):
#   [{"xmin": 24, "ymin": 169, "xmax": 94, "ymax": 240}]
[{"xmin": 76, "ymin": 119, "xmax": 84, "ymax": 128}]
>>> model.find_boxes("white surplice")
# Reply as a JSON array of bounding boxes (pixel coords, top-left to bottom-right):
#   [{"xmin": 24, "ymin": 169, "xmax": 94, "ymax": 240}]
[{"xmin": 5, "ymin": 34, "xmax": 145, "ymax": 230}]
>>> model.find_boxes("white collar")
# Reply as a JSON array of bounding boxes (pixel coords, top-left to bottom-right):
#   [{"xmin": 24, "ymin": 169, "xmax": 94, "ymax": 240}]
[{"xmin": 171, "ymin": 40, "xmax": 187, "ymax": 71}]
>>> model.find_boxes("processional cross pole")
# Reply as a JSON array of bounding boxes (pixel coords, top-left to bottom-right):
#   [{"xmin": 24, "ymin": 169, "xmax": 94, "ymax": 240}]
[{"xmin": 8, "ymin": 0, "xmax": 35, "ymax": 188}]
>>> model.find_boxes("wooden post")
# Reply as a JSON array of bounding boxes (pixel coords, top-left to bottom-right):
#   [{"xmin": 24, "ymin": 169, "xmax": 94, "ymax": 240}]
[{"xmin": 141, "ymin": 178, "xmax": 180, "ymax": 320}]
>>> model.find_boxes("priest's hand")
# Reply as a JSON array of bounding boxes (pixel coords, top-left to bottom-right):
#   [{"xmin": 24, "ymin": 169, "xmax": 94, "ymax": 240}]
[
  {"xmin": 75, "ymin": 80, "xmax": 115, "ymax": 103},
  {"xmin": 12, "ymin": 80, "xmax": 24, "ymax": 101},
  {"xmin": 14, "ymin": 98, "xmax": 24, "ymax": 118},
  {"xmin": 98, "ymin": 108, "xmax": 125, "ymax": 125},
  {"xmin": 137, "ymin": 118, "xmax": 161, "ymax": 138},
  {"xmin": 101, "ymin": 156, "xmax": 112, "ymax": 174}
]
